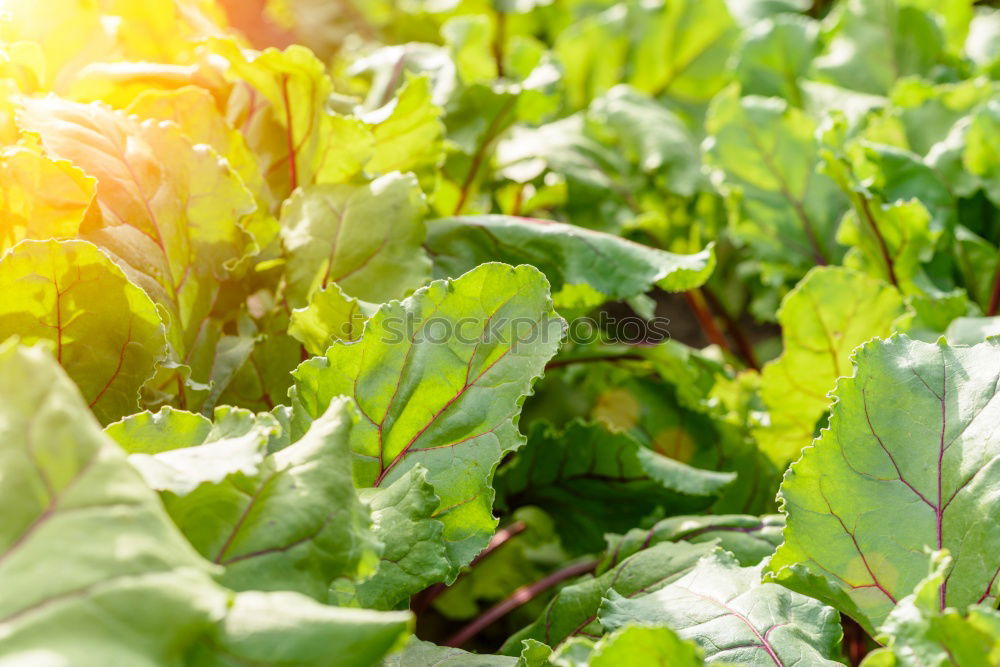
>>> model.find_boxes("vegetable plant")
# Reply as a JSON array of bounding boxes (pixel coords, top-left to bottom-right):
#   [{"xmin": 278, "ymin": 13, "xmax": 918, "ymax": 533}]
[{"xmin": 1, "ymin": 0, "xmax": 999, "ymax": 664}]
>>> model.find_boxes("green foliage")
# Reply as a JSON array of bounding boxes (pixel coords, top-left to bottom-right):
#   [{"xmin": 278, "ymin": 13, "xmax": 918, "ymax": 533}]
[{"xmin": 4, "ymin": 0, "xmax": 1000, "ymax": 661}]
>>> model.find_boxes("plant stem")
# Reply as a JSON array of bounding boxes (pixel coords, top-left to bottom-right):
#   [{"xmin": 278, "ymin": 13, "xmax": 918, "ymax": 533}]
[
  {"xmin": 443, "ymin": 560, "xmax": 598, "ymax": 648},
  {"xmin": 411, "ymin": 521, "xmax": 527, "ymax": 614},
  {"xmin": 683, "ymin": 289, "xmax": 733, "ymax": 356},
  {"xmin": 988, "ymin": 257, "xmax": 1000, "ymax": 316},
  {"xmin": 453, "ymin": 96, "xmax": 516, "ymax": 215},
  {"xmin": 493, "ymin": 9, "xmax": 506, "ymax": 79},
  {"xmin": 856, "ymin": 195, "xmax": 898, "ymax": 288},
  {"xmin": 700, "ymin": 287, "xmax": 759, "ymax": 370}
]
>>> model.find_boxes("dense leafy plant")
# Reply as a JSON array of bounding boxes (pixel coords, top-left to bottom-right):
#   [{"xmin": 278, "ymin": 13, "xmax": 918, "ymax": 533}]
[{"xmin": 1, "ymin": 0, "xmax": 999, "ymax": 664}]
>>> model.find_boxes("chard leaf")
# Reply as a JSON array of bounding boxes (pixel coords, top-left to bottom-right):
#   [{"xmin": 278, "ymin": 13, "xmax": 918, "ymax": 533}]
[
  {"xmin": 601, "ymin": 550, "xmax": 843, "ymax": 665},
  {"xmin": 189, "ymin": 591, "xmax": 412, "ymax": 667},
  {"xmin": 705, "ymin": 87, "xmax": 847, "ymax": 279},
  {"xmin": 289, "ymin": 284, "xmax": 375, "ymax": 356},
  {"xmin": 382, "ymin": 638, "xmax": 519, "ymax": 666},
  {"xmin": 292, "ymin": 263, "xmax": 565, "ymax": 573},
  {"xmin": 549, "ymin": 625, "xmax": 703, "ymax": 667},
  {"xmin": 211, "ymin": 39, "xmax": 373, "ymax": 198},
  {"xmin": 281, "ymin": 172, "xmax": 431, "ymax": 306},
  {"xmin": 600, "ymin": 514, "xmax": 785, "ymax": 573},
  {"xmin": 733, "ymin": 15, "xmax": 819, "ymax": 105},
  {"xmin": 0, "ymin": 239, "xmax": 166, "ymax": 423},
  {"xmin": 426, "ymin": 215, "xmax": 715, "ymax": 304},
  {"xmin": 501, "ymin": 541, "xmax": 717, "ymax": 654},
  {"xmin": 0, "ymin": 341, "xmax": 411, "ymax": 666},
  {"xmin": 964, "ymin": 99, "xmax": 1000, "ymax": 207},
  {"xmin": 765, "ymin": 335, "xmax": 1000, "ymax": 634},
  {"xmin": 812, "ymin": 0, "xmax": 945, "ymax": 95},
  {"xmin": 366, "ymin": 73, "xmax": 446, "ymax": 178},
  {"xmin": 495, "ymin": 421, "xmax": 735, "ymax": 553},
  {"xmin": 0, "ymin": 145, "xmax": 95, "ymax": 253},
  {"xmin": 111, "ymin": 397, "xmax": 380, "ymax": 599},
  {"xmin": 333, "ymin": 466, "xmax": 450, "ymax": 610},
  {"xmin": 17, "ymin": 95, "xmax": 257, "ymax": 398},
  {"xmin": 756, "ymin": 267, "xmax": 906, "ymax": 464},
  {"xmin": 861, "ymin": 552, "xmax": 1000, "ymax": 667}
]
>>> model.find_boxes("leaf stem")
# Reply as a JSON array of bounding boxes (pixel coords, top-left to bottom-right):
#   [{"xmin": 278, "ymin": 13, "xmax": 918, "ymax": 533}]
[
  {"xmin": 453, "ymin": 96, "xmax": 516, "ymax": 215},
  {"xmin": 411, "ymin": 521, "xmax": 527, "ymax": 614},
  {"xmin": 545, "ymin": 353, "xmax": 644, "ymax": 371},
  {"xmin": 701, "ymin": 286, "xmax": 759, "ymax": 370},
  {"xmin": 443, "ymin": 559, "xmax": 598, "ymax": 648},
  {"xmin": 683, "ymin": 289, "xmax": 733, "ymax": 357},
  {"xmin": 987, "ymin": 257, "xmax": 1000, "ymax": 316},
  {"xmin": 856, "ymin": 195, "xmax": 898, "ymax": 288}
]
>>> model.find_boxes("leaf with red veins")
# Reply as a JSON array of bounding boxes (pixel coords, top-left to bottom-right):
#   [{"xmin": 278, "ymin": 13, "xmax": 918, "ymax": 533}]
[
  {"xmin": 291, "ymin": 263, "xmax": 565, "ymax": 574},
  {"xmin": 765, "ymin": 335, "xmax": 1000, "ymax": 635},
  {"xmin": 0, "ymin": 240, "xmax": 166, "ymax": 424}
]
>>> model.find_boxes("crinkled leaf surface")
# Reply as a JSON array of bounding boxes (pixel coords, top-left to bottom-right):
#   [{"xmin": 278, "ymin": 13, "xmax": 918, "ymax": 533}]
[
  {"xmin": 426, "ymin": 215, "xmax": 715, "ymax": 303},
  {"xmin": 495, "ymin": 421, "xmax": 735, "ymax": 553},
  {"xmin": 292, "ymin": 263, "xmax": 565, "ymax": 572},
  {"xmin": 601, "ymin": 550, "xmax": 844, "ymax": 666},
  {"xmin": 549, "ymin": 625, "xmax": 703, "ymax": 667},
  {"xmin": 600, "ymin": 514, "xmax": 785, "ymax": 573},
  {"xmin": 288, "ymin": 284, "xmax": 375, "ymax": 356},
  {"xmin": 333, "ymin": 466, "xmax": 450, "ymax": 610},
  {"xmin": 0, "ymin": 341, "xmax": 411, "ymax": 666},
  {"xmin": 0, "ymin": 239, "xmax": 166, "ymax": 423},
  {"xmin": 757, "ymin": 267, "xmax": 906, "ymax": 464},
  {"xmin": 501, "ymin": 541, "xmax": 717, "ymax": 654},
  {"xmin": 365, "ymin": 73, "xmax": 446, "ymax": 178},
  {"xmin": 107, "ymin": 397, "xmax": 380, "ymax": 599},
  {"xmin": 281, "ymin": 172, "xmax": 431, "ymax": 306},
  {"xmin": 765, "ymin": 335, "xmax": 1000, "ymax": 635}
]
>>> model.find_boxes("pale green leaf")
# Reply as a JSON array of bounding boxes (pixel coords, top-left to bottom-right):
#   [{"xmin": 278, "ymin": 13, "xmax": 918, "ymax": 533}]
[
  {"xmin": 281, "ymin": 172, "xmax": 431, "ymax": 306},
  {"xmin": 550, "ymin": 625, "xmax": 703, "ymax": 667},
  {"xmin": 765, "ymin": 335, "xmax": 1000, "ymax": 634},
  {"xmin": 0, "ymin": 239, "xmax": 166, "ymax": 423},
  {"xmin": 292, "ymin": 263, "xmax": 565, "ymax": 572},
  {"xmin": 756, "ymin": 267, "xmax": 906, "ymax": 464}
]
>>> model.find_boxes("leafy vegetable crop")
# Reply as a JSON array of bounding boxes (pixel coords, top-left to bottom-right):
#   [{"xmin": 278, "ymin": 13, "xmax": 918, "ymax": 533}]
[{"xmin": 1, "ymin": 0, "xmax": 999, "ymax": 665}]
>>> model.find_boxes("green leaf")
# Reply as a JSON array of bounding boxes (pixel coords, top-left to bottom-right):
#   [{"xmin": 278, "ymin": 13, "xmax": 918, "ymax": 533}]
[
  {"xmin": 812, "ymin": 0, "xmax": 945, "ymax": 95},
  {"xmin": 861, "ymin": 552, "xmax": 1000, "ymax": 667},
  {"xmin": 495, "ymin": 421, "xmax": 735, "ymax": 553},
  {"xmin": 945, "ymin": 317, "xmax": 1000, "ymax": 345},
  {"xmin": 733, "ymin": 15, "xmax": 819, "ymax": 105},
  {"xmin": 333, "ymin": 466, "xmax": 450, "ymax": 610},
  {"xmin": 964, "ymin": 100, "xmax": 1000, "ymax": 207},
  {"xmin": 0, "ymin": 144, "xmax": 95, "ymax": 254},
  {"xmin": 107, "ymin": 398, "xmax": 381, "ymax": 600},
  {"xmin": 599, "ymin": 514, "xmax": 785, "ymax": 573},
  {"xmin": 756, "ymin": 267, "xmax": 907, "ymax": 464},
  {"xmin": 705, "ymin": 87, "xmax": 847, "ymax": 278},
  {"xmin": 764, "ymin": 335, "xmax": 1000, "ymax": 634},
  {"xmin": 289, "ymin": 284, "xmax": 376, "ymax": 356},
  {"xmin": 501, "ymin": 541, "xmax": 718, "ymax": 654},
  {"xmin": 211, "ymin": 39, "xmax": 374, "ymax": 198},
  {"xmin": 365, "ymin": 73, "xmax": 446, "ymax": 178},
  {"xmin": 426, "ymin": 215, "xmax": 715, "ymax": 305},
  {"xmin": 292, "ymin": 263, "xmax": 565, "ymax": 572},
  {"xmin": 0, "ymin": 341, "xmax": 411, "ymax": 665},
  {"xmin": 0, "ymin": 239, "xmax": 166, "ymax": 423},
  {"xmin": 190, "ymin": 591, "xmax": 412, "ymax": 667},
  {"xmin": 382, "ymin": 638, "xmax": 518, "ymax": 666},
  {"xmin": 280, "ymin": 172, "xmax": 431, "ymax": 306},
  {"xmin": 549, "ymin": 625, "xmax": 703, "ymax": 667},
  {"xmin": 601, "ymin": 550, "xmax": 844, "ymax": 665},
  {"xmin": 16, "ymin": 95, "xmax": 257, "ymax": 405},
  {"xmin": 628, "ymin": 0, "xmax": 740, "ymax": 104}
]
